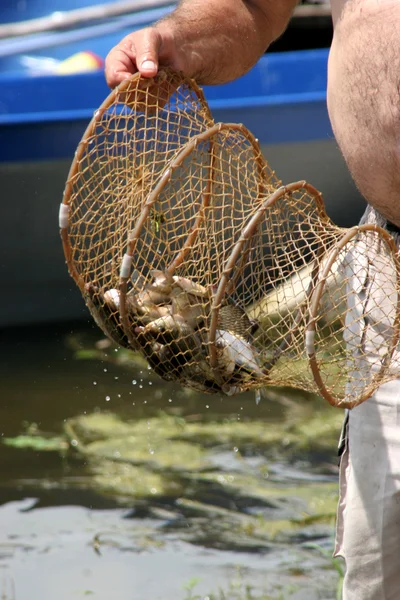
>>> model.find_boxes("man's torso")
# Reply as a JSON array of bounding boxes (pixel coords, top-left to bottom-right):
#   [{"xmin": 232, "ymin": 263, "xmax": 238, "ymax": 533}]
[{"xmin": 327, "ymin": 0, "xmax": 400, "ymax": 226}]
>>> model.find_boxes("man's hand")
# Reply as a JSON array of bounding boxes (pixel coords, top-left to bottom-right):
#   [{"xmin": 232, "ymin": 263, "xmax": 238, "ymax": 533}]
[
  {"xmin": 105, "ymin": 0, "xmax": 298, "ymax": 89},
  {"xmin": 105, "ymin": 25, "xmax": 183, "ymax": 89}
]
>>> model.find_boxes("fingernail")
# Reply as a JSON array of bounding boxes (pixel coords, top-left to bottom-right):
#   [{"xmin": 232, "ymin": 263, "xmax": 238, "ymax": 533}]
[{"xmin": 141, "ymin": 60, "xmax": 156, "ymax": 71}]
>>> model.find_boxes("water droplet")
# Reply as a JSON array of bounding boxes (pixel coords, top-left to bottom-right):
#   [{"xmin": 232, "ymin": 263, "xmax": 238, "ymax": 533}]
[
  {"xmin": 233, "ymin": 446, "xmax": 239, "ymax": 453},
  {"xmin": 103, "ymin": 368, "xmax": 107, "ymax": 373},
  {"xmin": 132, "ymin": 380, "xmax": 137, "ymax": 385},
  {"xmin": 168, "ymin": 398, "xmax": 172, "ymax": 403},
  {"xmin": 205, "ymin": 404, "xmax": 209, "ymax": 409},
  {"xmin": 149, "ymin": 448, "xmax": 154, "ymax": 455},
  {"xmin": 114, "ymin": 451, "xmax": 121, "ymax": 458},
  {"xmin": 150, "ymin": 488, "xmax": 157, "ymax": 494},
  {"xmin": 117, "ymin": 394, "xmax": 121, "ymax": 398},
  {"xmin": 93, "ymin": 381, "xmax": 97, "ymax": 385},
  {"xmin": 114, "ymin": 376, "xmax": 119, "ymax": 380},
  {"xmin": 105, "ymin": 395, "xmax": 111, "ymax": 402},
  {"xmin": 139, "ymin": 385, "xmax": 143, "ymax": 389},
  {"xmin": 71, "ymin": 439, "xmax": 78, "ymax": 447},
  {"xmin": 148, "ymin": 381, "xmax": 152, "ymax": 386}
]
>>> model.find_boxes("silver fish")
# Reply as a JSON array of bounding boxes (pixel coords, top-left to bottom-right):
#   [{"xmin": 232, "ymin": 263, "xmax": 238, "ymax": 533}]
[
  {"xmin": 104, "ymin": 287, "xmax": 172, "ymax": 323},
  {"xmin": 215, "ymin": 329, "xmax": 264, "ymax": 382}
]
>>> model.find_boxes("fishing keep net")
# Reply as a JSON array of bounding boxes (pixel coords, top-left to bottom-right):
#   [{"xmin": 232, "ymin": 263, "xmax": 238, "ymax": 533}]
[{"xmin": 60, "ymin": 69, "xmax": 400, "ymax": 409}]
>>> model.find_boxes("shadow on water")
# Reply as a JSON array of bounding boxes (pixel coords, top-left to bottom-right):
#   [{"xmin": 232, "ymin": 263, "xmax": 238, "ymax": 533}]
[{"xmin": 0, "ymin": 321, "xmax": 344, "ymax": 600}]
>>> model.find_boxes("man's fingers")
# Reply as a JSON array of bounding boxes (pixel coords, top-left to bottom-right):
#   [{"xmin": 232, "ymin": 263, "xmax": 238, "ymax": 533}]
[
  {"xmin": 105, "ymin": 47, "xmax": 137, "ymax": 88},
  {"xmin": 134, "ymin": 28, "xmax": 161, "ymax": 76},
  {"xmin": 105, "ymin": 28, "xmax": 162, "ymax": 88}
]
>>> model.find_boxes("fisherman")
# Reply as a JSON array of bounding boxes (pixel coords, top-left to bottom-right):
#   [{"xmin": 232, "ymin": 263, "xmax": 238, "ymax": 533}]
[{"xmin": 105, "ymin": 2, "xmax": 400, "ymax": 598}]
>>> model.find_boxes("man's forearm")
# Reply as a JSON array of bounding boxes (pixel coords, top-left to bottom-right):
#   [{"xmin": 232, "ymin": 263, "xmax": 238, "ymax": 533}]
[{"xmin": 155, "ymin": 0, "xmax": 299, "ymax": 84}]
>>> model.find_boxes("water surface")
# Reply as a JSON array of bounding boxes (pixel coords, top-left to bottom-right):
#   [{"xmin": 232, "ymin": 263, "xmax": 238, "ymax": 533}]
[{"xmin": 0, "ymin": 322, "xmax": 343, "ymax": 599}]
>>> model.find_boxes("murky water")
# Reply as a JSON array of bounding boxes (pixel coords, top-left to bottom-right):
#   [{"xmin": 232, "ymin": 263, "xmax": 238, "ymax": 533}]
[{"xmin": 0, "ymin": 322, "xmax": 344, "ymax": 600}]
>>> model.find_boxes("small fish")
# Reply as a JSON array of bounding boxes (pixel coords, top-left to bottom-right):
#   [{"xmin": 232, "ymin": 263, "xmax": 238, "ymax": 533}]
[
  {"xmin": 134, "ymin": 286, "xmax": 171, "ymax": 307},
  {"xmin": 105, "ymin": 287, "xmax": 172, "ymax": 323},
  {"xmin": 84, "ymin": 283, "xmax": 131, "ymax": 349},
  {"xmin": 170, "ymin": 287, "xmax": 210, "ymax": 330},
  {"xmin": 171, "ymin": 275, "xmax": 209, "ymax": 299},
  {"xmin": 140, "ymin": 313, "xmax": 194, "ymax": 341},
  {"xmin": 133, "ymin": 330, "xmax": 177, "ymax": 380},
  {"xmin": 150, "ymin": 270, "xmax": 209, "ymax": 299},
  {"xmin": 133, "ymin": 297, "xmax": 173, "ymax": 322},
  {"xmin": 149, "ymin": 270, "xmax": 174, "ymax": 295},
  {"xmin": 135, "ymin": 320, "xmax": 208, "ymax": 383},
  {"xmin": 103, "ymin": 288, "xmax": 120, "ymax": 310},
  {"xmin": 215, "ymin": 329, "xmax": 264, "ymax": 382}
]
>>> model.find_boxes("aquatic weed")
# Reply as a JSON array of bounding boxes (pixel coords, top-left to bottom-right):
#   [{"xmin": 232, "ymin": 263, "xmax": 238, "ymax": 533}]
[
  {"xmin": 306, "ymin": 542, "xmax": 344, "ymax": 600},
  {"xmin": 182, "ymin": 577, "xmax": 202, "ymax": 600}
]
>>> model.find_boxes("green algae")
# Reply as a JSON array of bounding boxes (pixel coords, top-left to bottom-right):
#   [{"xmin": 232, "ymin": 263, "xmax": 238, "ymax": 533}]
[
  {"xmin": 3, "ymin": 392, "xmax": 343, "ymax": 560},
  {"xmin": 57, "ymin": 408, "xmax": 341, "ymax": 546},
  {"xmin": 90, "ymin": 459, "xmax": 179, "ymax": 499},
  {"xmin": 3, "ymin": 434, "xmax": 68, "ymax": 452},
  {"xmin": 64, "ymin": 405, "xmax": 343, "ymax": 463}
]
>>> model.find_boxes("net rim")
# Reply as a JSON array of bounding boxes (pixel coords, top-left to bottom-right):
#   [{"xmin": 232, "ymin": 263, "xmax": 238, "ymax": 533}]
[
  {"xmin": 60, "ymin": 68, "xmax": 214, "ymax": 293},
  {"xmin": 207, "ymin": 180, "xmax": 329, "ymax": 375},
  {"xmin": 306, "ymin": 222, "xmax": 400, "ymax": 408}
]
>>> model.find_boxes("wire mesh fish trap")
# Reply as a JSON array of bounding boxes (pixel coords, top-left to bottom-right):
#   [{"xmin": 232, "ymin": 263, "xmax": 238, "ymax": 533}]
[{"xmin": 60, "ymin": 69, "xmax": 400, "ymax": 408}]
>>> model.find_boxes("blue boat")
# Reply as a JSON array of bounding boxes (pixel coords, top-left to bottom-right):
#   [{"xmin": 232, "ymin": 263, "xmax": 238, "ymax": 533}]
[{"xmin": 0, "ymin": 2, "xmax": 366, "ymax": 327}]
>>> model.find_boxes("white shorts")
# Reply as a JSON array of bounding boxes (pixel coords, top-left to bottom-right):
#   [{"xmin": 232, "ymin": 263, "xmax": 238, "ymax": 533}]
[{"xmin": 334, "ymin": 206, "xmax": 400, "ymax": 599}]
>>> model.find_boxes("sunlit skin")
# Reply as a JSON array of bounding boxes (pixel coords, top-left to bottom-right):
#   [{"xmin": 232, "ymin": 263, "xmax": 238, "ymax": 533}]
[{"xmin": 106, "ymin": 0, "xmax": 400, "ymax": 228}]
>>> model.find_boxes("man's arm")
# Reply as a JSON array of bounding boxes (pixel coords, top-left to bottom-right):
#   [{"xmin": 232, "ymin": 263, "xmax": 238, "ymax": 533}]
[{"xmin": 105, "ymin": 0, "xmax": 299, "ymax": 88}]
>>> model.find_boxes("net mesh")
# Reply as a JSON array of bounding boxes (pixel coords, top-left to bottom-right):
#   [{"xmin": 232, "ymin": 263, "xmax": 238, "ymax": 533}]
[{"xmin": 61, "ymin": 69, "xmax": 400, "ymax": 408}]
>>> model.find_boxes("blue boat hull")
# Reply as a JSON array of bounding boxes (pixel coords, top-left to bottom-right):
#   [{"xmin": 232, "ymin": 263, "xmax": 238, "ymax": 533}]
[{"xmin": 0, "ymin": 49, "xmax": 331, "ymax": 161}]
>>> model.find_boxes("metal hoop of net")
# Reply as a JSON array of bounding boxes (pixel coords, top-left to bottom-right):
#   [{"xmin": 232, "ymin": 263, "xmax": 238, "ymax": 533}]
[{"xmin": 60, "ymin": 69, "xmax": 400, "ymax": 408}]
